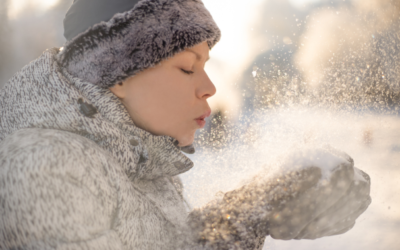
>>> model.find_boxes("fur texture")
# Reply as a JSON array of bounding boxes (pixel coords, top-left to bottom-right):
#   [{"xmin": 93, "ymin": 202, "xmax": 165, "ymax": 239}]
[{"xmin": 56, "ymin": 0, "xmax": 221, "ymax": 88}]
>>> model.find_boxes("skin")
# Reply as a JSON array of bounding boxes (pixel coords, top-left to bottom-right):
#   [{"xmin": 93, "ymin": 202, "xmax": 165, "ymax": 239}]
[{"xmin": 109, "ymin": 41, "xmax": 216, "ymax": 147}]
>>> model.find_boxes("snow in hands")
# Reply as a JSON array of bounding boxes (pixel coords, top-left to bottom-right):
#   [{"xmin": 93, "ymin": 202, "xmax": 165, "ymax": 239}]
[{"xmin": 187, "ymin": 146, "xmax": 371, "ymax": 248}]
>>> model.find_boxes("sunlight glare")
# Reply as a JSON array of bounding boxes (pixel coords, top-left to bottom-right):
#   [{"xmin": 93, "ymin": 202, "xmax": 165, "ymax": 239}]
[
  {"xmin": 202, "ymin": 0, "xmax": 266, "ymax": 115},
  {"xmin": 8, "ymin": 0, "xmax": 60, "ymax": 19},
  {"xmin": 289, "ymin": 0, "xmax": 322, "ymax": 8}
]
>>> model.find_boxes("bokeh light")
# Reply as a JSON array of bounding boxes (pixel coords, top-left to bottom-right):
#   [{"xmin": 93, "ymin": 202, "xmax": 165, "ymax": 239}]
[{"xmin": 8, "ymin": 0, "xmax": 59, "ymax": 19}]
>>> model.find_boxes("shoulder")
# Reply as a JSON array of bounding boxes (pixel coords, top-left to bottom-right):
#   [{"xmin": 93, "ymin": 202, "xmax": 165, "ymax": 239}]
[
  {"xmin": 0, "ymin": 128, "xmax": 122, "ymax": 248},
  {"xmin": 0, "ymin": 128, "xmax": 120, "ymax": 179},
  {"xmin": 2, "ymin": 48, "xmax": 59, "ymax": 87}
]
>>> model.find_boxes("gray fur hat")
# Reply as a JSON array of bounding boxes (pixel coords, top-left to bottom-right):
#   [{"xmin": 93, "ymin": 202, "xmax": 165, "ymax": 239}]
[{"xmin": 56, "ymin": 0, "xmax": 221, "ymax": 88}]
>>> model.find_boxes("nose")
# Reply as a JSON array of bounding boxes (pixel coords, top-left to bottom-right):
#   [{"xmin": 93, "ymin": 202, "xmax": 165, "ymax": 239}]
[{"xmin": 197, "ymin": 71, "xmax": 217, "ymax": 99}]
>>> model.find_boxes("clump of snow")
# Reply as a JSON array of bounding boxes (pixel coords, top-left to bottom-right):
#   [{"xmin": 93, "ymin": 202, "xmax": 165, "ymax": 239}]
[
  {"xmin": 353, "ymin": 167, "xmax": 367, "ymax": 183},
  {"xmin": 276, "ymin": 146, "xmax": 352, "ymax": 181}
]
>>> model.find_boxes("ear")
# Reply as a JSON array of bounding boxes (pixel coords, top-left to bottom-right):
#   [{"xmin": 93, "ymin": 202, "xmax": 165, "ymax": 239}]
[{"xmin": 109, "ymin": 81, "xmax": 127, "ymax": 99}]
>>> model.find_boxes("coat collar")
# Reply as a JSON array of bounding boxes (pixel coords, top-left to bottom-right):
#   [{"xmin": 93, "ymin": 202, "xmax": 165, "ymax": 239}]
[{"xmin": 56, "ymin": 49, "xmax": 195, "ymax": 180}]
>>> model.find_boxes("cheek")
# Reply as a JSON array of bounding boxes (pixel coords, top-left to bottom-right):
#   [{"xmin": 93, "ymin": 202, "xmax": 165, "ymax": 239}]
[
  {"xmin": 132, "ymin": 73, "xmax": 196, "ymax": 133},
  {"xmin": 154, "ymin": 82, "xmax": 194, "ymax": 123}
]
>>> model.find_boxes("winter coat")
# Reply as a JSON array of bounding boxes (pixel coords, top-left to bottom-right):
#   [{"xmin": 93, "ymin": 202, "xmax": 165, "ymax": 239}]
[{"xmin": 0, "ymin": 48, "xmax": 265, "ymax": 250}]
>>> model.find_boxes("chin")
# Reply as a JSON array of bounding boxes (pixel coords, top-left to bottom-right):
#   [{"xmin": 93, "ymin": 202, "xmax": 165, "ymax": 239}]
[{"xmin": 177, "ymin": 133, "xmax": 195, "ymax": 147}]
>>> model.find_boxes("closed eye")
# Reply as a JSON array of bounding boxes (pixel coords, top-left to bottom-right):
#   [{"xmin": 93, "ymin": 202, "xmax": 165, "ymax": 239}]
[{"xmin": 181, "ymin": 69, "xmax": 194, "ymax": 75}]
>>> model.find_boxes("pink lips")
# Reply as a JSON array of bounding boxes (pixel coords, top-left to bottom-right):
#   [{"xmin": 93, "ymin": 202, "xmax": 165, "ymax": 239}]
[{"xmin": 195, "ymin": 110, "xmax": 211, "ymax": 128}]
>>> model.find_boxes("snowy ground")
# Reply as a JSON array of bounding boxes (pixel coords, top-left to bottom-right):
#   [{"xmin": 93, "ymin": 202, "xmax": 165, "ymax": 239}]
[{"xmin": 180, "ymin": 107, "xmax": 400, "ymax": 250}]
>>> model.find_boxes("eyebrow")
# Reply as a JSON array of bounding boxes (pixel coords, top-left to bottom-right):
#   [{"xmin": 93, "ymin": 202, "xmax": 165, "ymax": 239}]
[{"xmin": 186, "ymin": 49, "xmax": 210, "ymax": 62}]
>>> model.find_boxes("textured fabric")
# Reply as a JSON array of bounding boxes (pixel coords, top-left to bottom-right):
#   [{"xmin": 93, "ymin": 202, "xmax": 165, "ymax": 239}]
[
  {"xmin": 57, "ymin": 0, "xmax": 221, "ymax": 88},
  {"xmin": 64, "ymin": 0, "xmax": 141, "ymax": 41}
]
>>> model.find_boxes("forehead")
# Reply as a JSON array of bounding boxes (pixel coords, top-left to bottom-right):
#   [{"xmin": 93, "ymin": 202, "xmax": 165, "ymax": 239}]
[
  {"xmin": 180, "ymin": 48, "xmax": 210, "ymax": 62},
  {"xmin": 164, "ymin": 42, "xmax": 210, "ymax": 64},
  {"xmin": 187, "ymin": 49, "xmax": 210, "ymax": 61}
]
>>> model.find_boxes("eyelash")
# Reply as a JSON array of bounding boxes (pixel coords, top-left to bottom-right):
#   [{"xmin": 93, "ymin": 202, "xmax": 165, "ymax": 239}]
[{"xmin": 181, "ymin": 69, "xmax": 194, "ymax": 75}]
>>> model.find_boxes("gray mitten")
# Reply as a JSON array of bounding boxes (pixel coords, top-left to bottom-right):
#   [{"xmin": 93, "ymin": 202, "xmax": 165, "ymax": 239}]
[
  {"xmin": 267, "ymin": 147, "xmax": 371, "ymax": 240},
  {"xmin": 187, "ymin": 146, "xmax": 371, "ymax": 249}
]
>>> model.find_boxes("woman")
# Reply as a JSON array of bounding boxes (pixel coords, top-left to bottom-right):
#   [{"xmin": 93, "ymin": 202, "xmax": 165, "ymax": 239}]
[{"xmin": 0, "ymin": 0, "xmax": 371, "ymax": 249}]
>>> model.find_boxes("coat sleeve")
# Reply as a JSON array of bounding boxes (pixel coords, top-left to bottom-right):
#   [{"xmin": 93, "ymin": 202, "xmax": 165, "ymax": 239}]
[
  {"xmin": 185, "ymin": 197, "xmax": 267, "ymax": 250},
  {"xmin": 0, "ymin": 129, "xmax": 125, "ymax": 250}
]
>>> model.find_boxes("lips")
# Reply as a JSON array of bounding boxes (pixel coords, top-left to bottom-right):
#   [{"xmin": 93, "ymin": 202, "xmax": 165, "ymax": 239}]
[
  {"xmin": 195, "ymin": 110, "xmax": 212, "ymax": 120},
  {"xmin": 195, "ymin": 110, "xmax": 211, "ymax": 128}
]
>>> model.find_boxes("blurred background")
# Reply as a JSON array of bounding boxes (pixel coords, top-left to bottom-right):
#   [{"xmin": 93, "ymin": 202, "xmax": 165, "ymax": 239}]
[{"xmin": 0, "ymin": 0, "xmax": 399, "ymax": 249}]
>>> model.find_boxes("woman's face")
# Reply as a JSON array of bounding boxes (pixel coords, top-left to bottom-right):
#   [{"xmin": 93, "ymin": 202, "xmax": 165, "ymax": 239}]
[{"xmin": 109, "ymin": 41, "xmax": 216, "ymax": 147}]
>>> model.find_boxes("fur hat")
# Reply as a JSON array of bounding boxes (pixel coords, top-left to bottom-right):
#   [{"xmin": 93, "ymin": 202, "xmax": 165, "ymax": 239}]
[{"xmin": 56, "ymin": 0, "xmax": 221, "ymax": 88}]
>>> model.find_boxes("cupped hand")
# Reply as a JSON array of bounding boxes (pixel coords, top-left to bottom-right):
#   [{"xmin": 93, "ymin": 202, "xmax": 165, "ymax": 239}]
[{"xmin": 265, "ymin": 147, "xmax": 371, "ymax": 240}]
